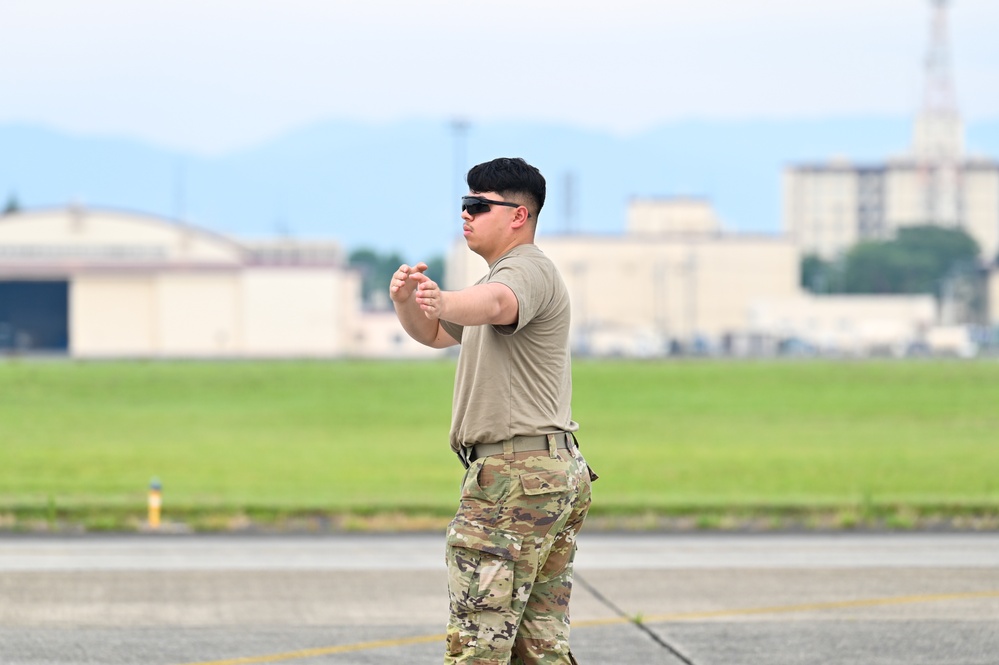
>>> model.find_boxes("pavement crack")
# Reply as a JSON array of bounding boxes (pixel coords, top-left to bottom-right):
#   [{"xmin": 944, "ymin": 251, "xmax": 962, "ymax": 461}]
[{"xmin": 574, "ymin": 571, "xmax": 696, "ymax": 664}]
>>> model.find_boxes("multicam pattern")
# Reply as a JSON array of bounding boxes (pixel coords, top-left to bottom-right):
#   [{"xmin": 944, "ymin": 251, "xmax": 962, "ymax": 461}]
[{"xmin": 444, "ymin": 446, "xmax": 592, "ymax": 664}]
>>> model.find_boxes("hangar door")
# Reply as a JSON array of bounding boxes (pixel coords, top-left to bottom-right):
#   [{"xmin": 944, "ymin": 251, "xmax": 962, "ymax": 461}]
[{"xmin": 0, "ymin": 281, "xmax": 70, "ymax": 352}]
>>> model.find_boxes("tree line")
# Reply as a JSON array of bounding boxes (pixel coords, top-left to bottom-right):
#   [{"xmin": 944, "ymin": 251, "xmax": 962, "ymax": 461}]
[
  {"xmin": 3, "ymin": 192, "xmax": 19, "ymax": 215},
  {"xmin": 349, "ymin": 248, "xmax": 445, "ymax": 309},
  {"xmin": 801, "ymin": 225, "xmax": 985, "ymax": 297}
]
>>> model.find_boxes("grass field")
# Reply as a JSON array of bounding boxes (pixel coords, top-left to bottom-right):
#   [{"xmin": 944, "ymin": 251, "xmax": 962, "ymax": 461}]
[{"xmin": 1, "ymin": 359, "xmax": 998, "ymax": 530}]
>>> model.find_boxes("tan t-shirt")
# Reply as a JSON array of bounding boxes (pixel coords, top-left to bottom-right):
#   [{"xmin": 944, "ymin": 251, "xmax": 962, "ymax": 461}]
[{"xmin": 440, "ymin": 244, "xmax": 578, "ymax": 453}]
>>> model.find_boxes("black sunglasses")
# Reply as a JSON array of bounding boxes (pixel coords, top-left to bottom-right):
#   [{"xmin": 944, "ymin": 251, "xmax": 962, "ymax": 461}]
[{"xmin": 461, "ymin": 196, "xmax": 522, "ymax": 216}]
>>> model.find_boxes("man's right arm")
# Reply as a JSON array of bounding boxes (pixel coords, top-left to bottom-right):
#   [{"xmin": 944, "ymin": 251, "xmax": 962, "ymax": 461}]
[{"xmin": 389, "ymin": 263, "xmax": 459, "ymax": 349}]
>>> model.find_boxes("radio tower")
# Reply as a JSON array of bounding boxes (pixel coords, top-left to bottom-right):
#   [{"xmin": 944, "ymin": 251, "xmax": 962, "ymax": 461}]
[{"xmin": 913, "ymin": 0, "xmax": 963, "ymax": 225}]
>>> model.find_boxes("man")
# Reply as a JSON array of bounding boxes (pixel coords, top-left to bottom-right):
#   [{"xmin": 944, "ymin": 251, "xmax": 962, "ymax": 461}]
[{"xmin": 389, "ymin": 157, "xmax": 594, "ymax": 664}]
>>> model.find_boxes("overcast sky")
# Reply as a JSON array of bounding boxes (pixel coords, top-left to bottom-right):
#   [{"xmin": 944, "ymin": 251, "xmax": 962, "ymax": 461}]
[{"xmin": 3, "ymin": 0, "xmax": 997, "ymax": 154}]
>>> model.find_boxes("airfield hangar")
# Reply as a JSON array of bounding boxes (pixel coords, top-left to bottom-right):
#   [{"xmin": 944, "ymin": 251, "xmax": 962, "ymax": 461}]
[{"xmin": 0, "ymin": 207, "xmax": 360, "ymax": 357}]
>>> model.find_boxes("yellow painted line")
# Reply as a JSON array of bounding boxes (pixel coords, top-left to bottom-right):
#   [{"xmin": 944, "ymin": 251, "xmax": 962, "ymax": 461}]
[
  {"xmin": 179, "ymin": 633, "xmax": 443, "ymax": 665},
  {"xmin": 179, "ymin": 590, "xmax": 999, "ymax": 665},
  {"xmin": 575, "ymin": 589, "xmax": 999, "ymax": 628}
]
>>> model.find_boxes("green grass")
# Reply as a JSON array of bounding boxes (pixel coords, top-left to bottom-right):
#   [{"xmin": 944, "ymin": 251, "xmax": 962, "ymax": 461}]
[
  {"xmin": 1, "ymin": 359, "xmax": 998, "ymax": 529},
  {"xmin": 577, "ymin": 360, "xmax": 999, "ymax": 505}
]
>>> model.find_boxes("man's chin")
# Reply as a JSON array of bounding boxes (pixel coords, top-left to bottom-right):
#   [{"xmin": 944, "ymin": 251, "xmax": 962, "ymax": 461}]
[{"xmin": 465, "ymin": 239, "xmax": 487, "ymax": 259}]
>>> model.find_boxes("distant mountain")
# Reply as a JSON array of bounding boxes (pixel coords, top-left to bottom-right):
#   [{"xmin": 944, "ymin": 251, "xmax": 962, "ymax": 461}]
[{"xmin": 2, "ymin": 117, "xmax": 997, "ymax": 261}]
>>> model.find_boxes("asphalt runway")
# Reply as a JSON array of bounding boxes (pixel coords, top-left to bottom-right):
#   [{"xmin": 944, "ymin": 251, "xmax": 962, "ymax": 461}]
[{"xmin": 1, "ymin": 532, "xmax": 997, "ymax": 664}]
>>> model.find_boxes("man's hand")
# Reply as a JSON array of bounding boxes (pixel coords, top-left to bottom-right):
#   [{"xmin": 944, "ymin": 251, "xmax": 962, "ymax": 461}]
[
  {"xmin": 388, "ymin": 262, "xmax": 428, "ymax": 304},
  {"xmin": 390, "ymin": 260, "xmax": 518, "ymax": 329},
  {"xmin": 389, "ymin": 262, "xmax": 459, "ymax": 348},
  {"xmin": 411, "ymin": 272, "xmax": 443, "ymax": 320}
]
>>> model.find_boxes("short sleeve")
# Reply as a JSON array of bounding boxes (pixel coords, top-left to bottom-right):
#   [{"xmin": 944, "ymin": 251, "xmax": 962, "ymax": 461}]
[
  {"xmin": 488, "ymin": 255, "xmax": 551, "ymax": 335},
  {"xmin": 440, "ymin": 319, "xmax": 464, "ymax": 342}
]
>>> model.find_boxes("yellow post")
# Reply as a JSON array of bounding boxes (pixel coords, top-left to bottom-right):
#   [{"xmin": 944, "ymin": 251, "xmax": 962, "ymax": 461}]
[{"xmin": 148, "ymin": 478, "xmax": 162, "ymax": 529}]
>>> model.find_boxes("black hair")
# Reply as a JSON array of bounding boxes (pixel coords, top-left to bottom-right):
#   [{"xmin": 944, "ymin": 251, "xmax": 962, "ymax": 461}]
[{"xmin": 466, "ymin": 157, "xmax": 546, "ymax": 220}]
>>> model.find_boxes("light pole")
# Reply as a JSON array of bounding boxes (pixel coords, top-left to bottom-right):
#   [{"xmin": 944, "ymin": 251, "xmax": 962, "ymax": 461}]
[{"xmin": 450, "ymin": 119, "xmax": 470, "ymax": 211}]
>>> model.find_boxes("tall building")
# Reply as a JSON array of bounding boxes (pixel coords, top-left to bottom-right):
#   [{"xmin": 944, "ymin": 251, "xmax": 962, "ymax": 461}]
[{"xmin": 784, "ymin": 0, "xmax": 999, "ymax": 262}]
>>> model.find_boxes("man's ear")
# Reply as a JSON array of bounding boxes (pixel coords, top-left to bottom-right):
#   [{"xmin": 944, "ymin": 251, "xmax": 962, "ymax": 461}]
[{"xmin": 510, "ymin": 206, "xmax": 531, "ymax": 229}]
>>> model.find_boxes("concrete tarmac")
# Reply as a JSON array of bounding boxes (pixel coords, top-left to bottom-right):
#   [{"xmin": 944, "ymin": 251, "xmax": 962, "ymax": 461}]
[{"xmin": 0, "ymin": 532, "xmax": 997, "ymax": 664}]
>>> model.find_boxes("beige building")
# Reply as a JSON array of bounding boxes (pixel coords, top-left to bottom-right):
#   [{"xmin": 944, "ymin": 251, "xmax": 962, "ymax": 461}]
[
  {"xmin": 446, "ymin": 196, "xmax": 956, "ymax": 357},
  {"xmin": 0, "ymin": 207, "xmax": 359, "ymax": 357},
  {"xmin": 627, "ymin": 197, "xmax": 721, "ymax": 236},
  {"xmin": 447, "ymin": 198, "xmax": 800, "ymax": 356}
]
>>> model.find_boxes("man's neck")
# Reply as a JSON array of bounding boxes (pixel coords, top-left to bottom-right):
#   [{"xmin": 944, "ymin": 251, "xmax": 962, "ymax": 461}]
[{"xmin": 481, "ymin": 238, "xmax": 535, "ymax": 266}]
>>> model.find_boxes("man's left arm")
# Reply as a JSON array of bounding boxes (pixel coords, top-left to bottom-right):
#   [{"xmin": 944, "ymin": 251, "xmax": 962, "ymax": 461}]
[{"xmin": 411, "ymin": 273, "xmax": 518, "ymax": 327}]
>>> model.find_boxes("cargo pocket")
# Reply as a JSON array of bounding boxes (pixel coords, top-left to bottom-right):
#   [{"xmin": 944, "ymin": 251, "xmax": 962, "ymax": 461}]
[
  {"xmin": 446, "ymin": 518, "xmax": 522, "ymax": 615},
  {"xmin": 521, "ymin": 469, "xmax": 577, "ymax": 585}
]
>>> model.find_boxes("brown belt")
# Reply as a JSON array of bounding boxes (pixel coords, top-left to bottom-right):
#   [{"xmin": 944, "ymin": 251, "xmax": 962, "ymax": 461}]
[{"xmin": 470, "ymin": 432, "xmax": 571, "ymax": 461}]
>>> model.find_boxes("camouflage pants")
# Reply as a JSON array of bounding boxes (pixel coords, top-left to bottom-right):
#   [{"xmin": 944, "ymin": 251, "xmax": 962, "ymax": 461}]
[{"xmin": 444, "ymin": 437, "xmax": 592, "ymax": 664}]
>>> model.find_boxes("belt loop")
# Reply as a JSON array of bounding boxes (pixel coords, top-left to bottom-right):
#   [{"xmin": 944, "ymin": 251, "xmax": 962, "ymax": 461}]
[
  {"xmin": 547, "ymin": 433, "xmax": 558, "ymax": 459},
  {"xmin": 502, "ymin": 438, "xmax": 515, "ymax": 462},
  {"xmin": 566, "ymin": 432, "xmax": 578, "ymax": 458}
]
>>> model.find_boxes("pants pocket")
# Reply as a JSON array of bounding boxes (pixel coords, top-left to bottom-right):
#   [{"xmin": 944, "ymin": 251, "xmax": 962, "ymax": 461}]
[{"xmin": 461, "ymin": 458, "xmax": 511, "ymax": 504}]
